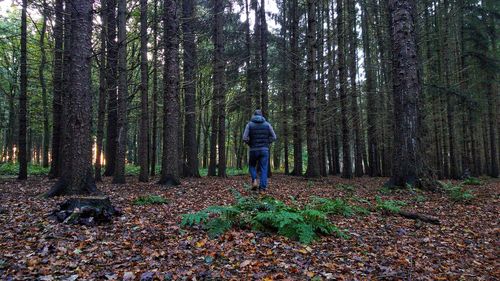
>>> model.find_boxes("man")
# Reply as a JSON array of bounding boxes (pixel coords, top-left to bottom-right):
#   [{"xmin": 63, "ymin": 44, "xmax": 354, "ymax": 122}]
[{"xmin": 243, "ymin": 109, "xmax": 277, "ymax": 191}]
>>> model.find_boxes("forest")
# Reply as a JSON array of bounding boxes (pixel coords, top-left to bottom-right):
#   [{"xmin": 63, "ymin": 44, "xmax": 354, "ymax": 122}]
[{"xmin": 0, "ymin": 0, "xmax": 498, "ymax": 279}]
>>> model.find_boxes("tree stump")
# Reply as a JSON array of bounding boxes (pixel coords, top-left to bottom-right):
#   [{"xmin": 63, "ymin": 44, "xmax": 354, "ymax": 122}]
[{"xmin": 50, "ymin": 197, "xmax": 120, "ymax": 226}]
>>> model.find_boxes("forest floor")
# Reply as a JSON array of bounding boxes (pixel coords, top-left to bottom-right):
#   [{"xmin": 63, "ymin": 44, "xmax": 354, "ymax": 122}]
[{"xmin": 0, "ymin": 175, "xmax": 498, "ymax": 280}]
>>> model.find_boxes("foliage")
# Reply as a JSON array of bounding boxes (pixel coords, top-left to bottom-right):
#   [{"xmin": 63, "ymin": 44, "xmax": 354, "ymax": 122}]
[
  {"xmin": 0, "ymin": 162, "xmax": 49, "ymax": 176},
  {"xmin": 133, "ymin": 195, "xmax": 168, "ymax": 206},
  {"xmin": 462, "ymin": 177, "xmax": 482, "ymax": 186},
  {"xmin": 378, "ymin": 186, "xmax": 395, "ymax": 195},
  {"xmin": 375, "ymin": 197, "xmax": 406, "ymax": 214},
  {"xmin": 181, "ymin": 193, "xmax": 349, "ymax": 244},
  {"xmin": 307, "ymin": 197, "xmax": 369, "ymax": 217},
  {"xmin": 442, "ymin": 182, "xmax": 475, "ymax": 203},
  {"xmin": 199, "ymin": 167, "xmax": 247, "ymax": 177},
  {"xmin": 336, "ymin": 184, "xmax": 355, "ymax": 193}
]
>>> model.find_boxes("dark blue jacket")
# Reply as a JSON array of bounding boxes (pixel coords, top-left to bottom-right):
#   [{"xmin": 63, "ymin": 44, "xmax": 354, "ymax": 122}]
[{"xmin": 243, "ymin": 115, "xmax": 277, "ymax": 151}]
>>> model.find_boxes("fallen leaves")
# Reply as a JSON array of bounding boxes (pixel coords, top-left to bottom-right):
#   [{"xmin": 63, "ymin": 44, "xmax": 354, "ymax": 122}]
[{"xmin": 0, "ymin": 175, "xmax": 498, "ymax": 280}]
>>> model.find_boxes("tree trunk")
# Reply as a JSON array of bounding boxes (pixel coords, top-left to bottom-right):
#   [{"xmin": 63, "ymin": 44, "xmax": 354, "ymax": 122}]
[
  {"xmin": 49, "ymin": 0, "xmax": 64, "ymax": 178},
  {"xmin": 39, "ymin": 1, "xmax": 49, "ymax": 168},
  {"xmin": 46, "ymin": 0, "xmax": 98, "ymax": 197},
  {"xmin": 290, "ymin": 0, "xmax": 302, "ymax": 176},
  {"xmin": 182, "ymin": 0, "xmax": 200, "ymax": 177},
  {"xmin": 159, "ymin": 0, "xmax": 181, "ymax": 186},
  {"xmin": 347, "ymin": 0, "xmax": 364, "ymax": 177},
  {"xmin": 362, "ymin": 0, "xmax": 379, "ymax": 177},
  {"xmin": 112, "ymin": 0, "xmax": 128, "ymax": 184},
  {"xmin": 151, "ymin": 0, "xmax": 159, "ymax": 177},
  {"xmin": 18, "ymin": 0, "xmax": 28, "ymax": 180},
  {"xmin": 338, "ymin": 0, "xmax": 352, "ymax": 179},
  {"xmin": 214, "ymin": 0, "xmax": 226, "ymax": 177},
  {"xmin": 305, "ymin": 0, "xmax": 320, "ymax": 178},
  {"xmin": 138, "ymin": 0, "xmax": 150, "ymax": 182},
  {"xmin": 96, "ymin": 0, "xmax": 107, "ymax": 182},
  {"xmin": 386, "ymin": 0, "xmax": 431, "ymax": 189},
  {"xmin": 104, "ymin": 0, "xmax": 118, "ymax": 177}
]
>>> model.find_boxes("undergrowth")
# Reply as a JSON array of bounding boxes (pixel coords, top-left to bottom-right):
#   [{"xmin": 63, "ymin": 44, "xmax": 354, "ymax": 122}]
[
  {"xmin": 181, "ymin": 191, "xmax": 350, "ymax": 244},
  {"xmin": 442, "ymin": 182, "xmax": 475, "ymax": 203},
  {"xmin": 462, "ymin": 177, "xmax": 481, "ymax": 186},
  {"xmin": 0, "ymin": 162, "xmax": 49, "ymax": 176},
  {"xmin": 133, "ymin": 195, "xmax": 169, "ymax": 205},
  {"xmin": 375, "ymin": 196, "xmax": 406, "ymax": 214}
]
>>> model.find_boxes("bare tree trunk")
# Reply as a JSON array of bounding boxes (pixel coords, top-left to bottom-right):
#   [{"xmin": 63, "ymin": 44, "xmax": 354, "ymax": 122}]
[
  {"xmin": 49, "ymin": 0, "xmax": 64, "ymax": 178},
  {"xmin": 95, "ymin": 0, "xmax": 107, "ymax": 182},
  {"xmin": 39, "ymin": 0, "xmax": 49, "ymax": 168},
  {"xmin": 386, "ymin": 0, "xmax": 432, "ymax": 189},
  {"xmin": 338, "ymin": 0, "xmax": 352, "ymax": 179},
  {"xmin": 151, "ymin": 0, "xmax": 159, "ymax": 177},
  {"xmin": 159, "ymin": 0, "xmax": 181, "ymax": 186},
  {"xmin": 290, "ymin": 0, "xmax": 302, "ymax": 176},
  {"xmin": 104, "ymin": 0, "xmax": 118, "ymax": 177},
  {"xmin": 18, "ymin": 0, "xmax": 28, "ymax": 180},
  {"xmin": 214, "ymin": 0, "xmax": 226, "ymax": 177},
  {"xmin": 112, "ymin": 0, "xmax": 128, "ymax": 184},
  {"xmin": 182, "ymin": 0, "xmax": 200, "ymax": 177},
  {"xmin": 138, "ymin": 0, "xmax": 150, "ymax": 182},
  {"xmin": 46, "ymin": 0, "xmax": 98, "ymax": 197},
  {"xmin": 305, "ymin": 0, "xmax": 320, "ymax": 177}
]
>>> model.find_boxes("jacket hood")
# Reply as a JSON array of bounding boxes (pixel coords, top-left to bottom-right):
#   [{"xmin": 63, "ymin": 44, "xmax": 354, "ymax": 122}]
[{"xmin": 251, "ymin": 115, "xmax": 266, "ymax": 123}]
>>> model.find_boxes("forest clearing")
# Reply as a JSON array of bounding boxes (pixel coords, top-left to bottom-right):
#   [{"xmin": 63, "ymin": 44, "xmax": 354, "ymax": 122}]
[{"xmin": 1, "ymin": 175, "xmax": 498, "ymax": 280}]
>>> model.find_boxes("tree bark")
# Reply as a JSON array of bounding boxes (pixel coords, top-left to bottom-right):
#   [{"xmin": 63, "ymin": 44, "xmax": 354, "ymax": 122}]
[
  {"xmin": 104, "ymin": 0, "xmax": 118, "ymax": 177},
  {"xmin": 290, "ymin": 0, "xmax": 302, "ymax": 176},
  {"xmin": 96, "ymin": 0, "xmax": 107, "ymax": 182},
  {"xmin": 18, "ymin": 0, "xmax": 28, "ymax": 180},
  {"xmin": 39, "ymin": 0, "xmax": 49, "ymax": 168},
  {"xmin": 112, "ymin": 0, "xmax": 128, "ymax": 184},
  {"xmin": 138, "ymin": 0, "xmax": 150, "ymax": 182},
  {"xmin": 305, "ymin": 0, "xmax": 320, "ymax": 177},
  {"xmin": 182, "ymin": 0, "xmax": 200, "ymax": 177},
  {"xmin": 159, "ymin": 0, "xmax": 181, "ymax": 186},
  {"xmin": 46, "ymin": 0, "xmax": 98, "ymax": 197},
  {"xmin": 151, "ymin": 0, "xmax": 159, "ymax": 177},
  {"xmin": 214, "ymin": 0, "xmax": 226, "ymax": 177}
]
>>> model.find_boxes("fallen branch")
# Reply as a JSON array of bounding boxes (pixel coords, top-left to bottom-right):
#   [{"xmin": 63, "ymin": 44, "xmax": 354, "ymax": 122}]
[{"xmin": 397, "ymin": 211, "xmax": 440, "ymax": 225}]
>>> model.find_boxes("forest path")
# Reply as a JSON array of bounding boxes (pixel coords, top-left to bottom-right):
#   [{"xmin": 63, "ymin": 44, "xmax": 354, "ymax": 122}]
[{"xmin": 0, "ymin": 175, "xmax": 498, "ymax": 280}]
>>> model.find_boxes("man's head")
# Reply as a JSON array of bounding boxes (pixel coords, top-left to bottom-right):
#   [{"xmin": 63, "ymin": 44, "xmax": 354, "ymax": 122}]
[{"xmin": 254, "ymin": 109, "xmax": 263, "ymax": 116}]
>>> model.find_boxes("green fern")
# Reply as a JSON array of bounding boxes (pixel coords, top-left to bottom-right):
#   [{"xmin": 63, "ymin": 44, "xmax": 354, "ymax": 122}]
[
  {"xmin": 462, "ymin": 177, "xmax": 481, "ymax": 186},
  {"xmin": 375, "ymin": 196, "xmax": 406, "ymax": 214},
  {"xmin": 308, "ymin": 197, "xmax": 368, "ymax": 217},
  {"xmin": 180, "ymin": 194, "xmax": 348, "ymax": 244},
  {"xmin": 133, "ymin": 195, "xmax": 168, "ymax": 206},
  {"xmin": 442, "ymin": 183, "xmax": 475, "ymax": 202}
]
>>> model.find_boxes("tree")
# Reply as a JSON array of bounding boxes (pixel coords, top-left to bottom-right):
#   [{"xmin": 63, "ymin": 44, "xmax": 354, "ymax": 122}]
[
  {"xmin": 38, "ymin": 0, "xmax": 49, "ymax": 168},
  {"xmin": 104, "ymin": 0, "xmax": 118, "ymax": 177},
  {"xmin": 290, "ymin": 0, "xmax": 302, "ymax": 176},
  {"xmin": 151, "ymin": 0, "xmax": 159, "ymax": 177},
  {"xmin": 95, "ymin": 0, "xmax": 107, "ymax": 182},
  {"xmin": 386, "ymin": 0, "xmax": 431, "ymax": 188},
  {"xmin": 18, "ymin": 0, "xmax": 28, "ymax": 180},
  {"xmin": 182, "ymin": 0, "xmax": 200, "ymax": 177},
  {"xmin": 338, "ymin": 0, "xmax": 352, "ymax": 179},
  {"xmin": 159, "ymin": 0, "xmax": 181, "ymax": 186},
  {"xmin": 46, "ymin": 0, "xmax": 98, "ymax": 197},
  {"xmin": 305, "ymin": 0, "xmax": 320, "ymax": 177},
  {"xmin": 112, "ymin": 0, "xmax": 128, "ymax": 184},
  {"xmin": 138, "ymin": 0, "xmax": 150, "ymax": 182}
]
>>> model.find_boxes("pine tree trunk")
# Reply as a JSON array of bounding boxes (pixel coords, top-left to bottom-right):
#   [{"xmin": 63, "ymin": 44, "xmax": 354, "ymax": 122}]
[
  {"xmin": 159, "ymin": 0, "xmax": 181, "ymax": 186},
  {"xmin": 182, "ymin": 0, "xmax": 200, "ymax": 177},
  {"xmin": 138, "ymin": 0, "xmax": 150, "ymax": 182},
  {"xmin": 151, "ymin": 0, "xmax": 159, "ymax": 177},
  {"xmin": 338, "ymin": 0, "xmax": 352, "ymax": 179},
  {"xmin": 39, "ymin": 1, "xmax": 49, "ymax": 168},
  {"xmin": 386, "ymin": 0, "xmax": 431, "ymax": 189},
  {"xmin": 305, "ymin": 0, "xmax": 320, "ymax": 178},
  {"xmin": 49, "ymin": 0, "xmax": 64, "ymax": 178},
  {"xmin": 104, "ymin": 0, "xmax": 118, "ymax": 177},
  {"xmin": 96, "ymin": 0, "xmax": 107, "ymax": 182},
  {"xmin": 213, "ymin": 0, "xmax": 226, "ymax": 177},
  {"xmin": 290, "ymin": 0, "xmax": 302, "ymax": 176},
  {"xmin": 46, "ymin": 0, "xmax": 98, "ymax": 197},
  {"xmin": 112, "ymin": 0, "xmax": 128, "ymax": 184},
  {"xmin": 18, "ymin": 0, "xmax": 28, "ymax": 180}
]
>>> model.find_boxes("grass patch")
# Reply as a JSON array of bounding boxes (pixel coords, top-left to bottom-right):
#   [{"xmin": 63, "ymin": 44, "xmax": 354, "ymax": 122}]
[
  {"xmin": 462, "ymin": 177, "xmax": 481, "ymax": 186},
  {"xmin": 442, "ymin": 182, "xmax": 475, "ymax": 203},
  {"xmin": 133, "ymin": 195, "xmax": 169, "ymax": 205},
  {"xmin": 181, "ymin": 191, "xmax": 349, "ymax": 244},
  {"xmin": 0, "ymin": 162, "xmax": 50, "ymax": 176}
]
